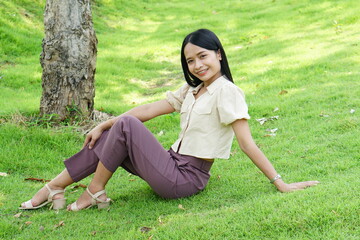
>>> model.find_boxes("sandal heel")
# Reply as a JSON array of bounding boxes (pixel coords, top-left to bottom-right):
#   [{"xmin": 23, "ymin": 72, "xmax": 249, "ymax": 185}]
[
  {"xmin": 52, "ymin": 198, "xmax": 66, "ymax": 210},
  {"xmin": 68, "ymin": 188, "xmax": 111, "ymax": 211},
  {"xmin": 97, "ymin": 201, "xmax": 110, "ymax": 209}
]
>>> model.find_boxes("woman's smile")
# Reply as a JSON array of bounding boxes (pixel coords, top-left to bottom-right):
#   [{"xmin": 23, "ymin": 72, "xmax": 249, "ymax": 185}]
[{"xmin": 196, "ymin": 68, "xmax": 208, "ymax": 76}]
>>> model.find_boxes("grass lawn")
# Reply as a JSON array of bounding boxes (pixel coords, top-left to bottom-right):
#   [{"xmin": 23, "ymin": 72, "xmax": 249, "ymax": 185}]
[{"xmin": 0, "ymin": 0, "xmax": 359, "ymax": 239}]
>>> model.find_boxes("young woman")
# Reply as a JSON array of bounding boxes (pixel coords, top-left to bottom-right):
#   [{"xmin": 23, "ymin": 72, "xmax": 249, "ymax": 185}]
[{"xmin": 20, "ymin": 29, "xmax": 319, "ymax": 211}]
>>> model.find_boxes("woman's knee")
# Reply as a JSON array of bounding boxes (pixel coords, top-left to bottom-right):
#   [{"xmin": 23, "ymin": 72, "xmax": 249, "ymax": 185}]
[{"xmin": 112, "ymin": 115, "xmax": 140, "ymax": 130}]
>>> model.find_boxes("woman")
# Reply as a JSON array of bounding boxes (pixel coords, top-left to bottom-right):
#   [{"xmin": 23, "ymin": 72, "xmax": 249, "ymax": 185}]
[{"xmin": 20, "ymin": 29, "xmax": 319, "ymax": 211}]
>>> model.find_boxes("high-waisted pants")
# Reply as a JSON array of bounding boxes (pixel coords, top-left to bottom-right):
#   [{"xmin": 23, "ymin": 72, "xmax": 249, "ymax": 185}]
[{"xmin": 64, "ymin": 115, "xmax": 213, "ymax": 199}]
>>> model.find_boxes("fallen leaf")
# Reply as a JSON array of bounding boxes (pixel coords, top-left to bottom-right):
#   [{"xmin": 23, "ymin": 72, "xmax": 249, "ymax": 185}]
[
  {"xmin": 25, "ymin": 221, "xmax": 32, "ymax": 226},
  {"xmin": 148, "ymin": 235, "xmax": 153, "ymax": 240},
  {"xmin": 129, "ymin": 179, "xmax": 136, "ymax": 181},
  {"xmin": 331, "ymin": 210, "xmax": 340, "ymax": 216},
  {"xmin": 256, "ymin": 116, "xmax": 279, "ymax": 125},
  {"xmin": 14, "ymin": 213, "xmax": 22, "ymax": 218},
  {"xmin": 319, "ymin": 114, "xmax": 330, "ymax": 117},
  {"xmin": 273, "ymin": 107, "xmax": 279, "ymax": 112},
  {"xmin": 25, "ymin": 177, "xmax": 50, "ymax": 182},
  {"xmin": 70, "ymin": 184, "xmax": 87, "ymax": 189},
  {"xmin": 279, "ymin": 90, "xmax": 288, "ymax": 95},
  {"xmin": 158, "ymin": 216, "xmax": 164, "ymax": 224},
  {"xmin": 217, "ymin": 175, "xmax": 221, "ymax": 180},
  {"xmin": 140, "ymin": 226, "xmax": 152, "ymax": 233},
  {"xmin": 39, "ymin": 226, "xmax": 45, "ymax": 231},
  {"xmin": 178, "ymin": 204, "xmax": 186, "ymax": 210},
  {"xmin": 158, "ymin": 130, "xmax": 164, "ymax": 136},
  {"xmin": 54, "ymin": 221, "xmax": 65, "ymax": 228},
  {"xmin": 263, "ymin": 133, "xmax": 276, "ymax": 137},
  {"xmin": 350, "ymin": 109, "xmax": 355, "ymax": 114},
  {"xmin": 0, "ymin": 172, "xmax": 8, "ymax": 177},
  {"xmin": 90, "ymin": 231, "xmax": 97, "ymax": 236},
  {"xmin": 266, "ymin": 128, "xmax": 278, "ymax": 133},
  {"xmin": 256, "ymin": 118, "xmax": 266, "ymax": 125}
]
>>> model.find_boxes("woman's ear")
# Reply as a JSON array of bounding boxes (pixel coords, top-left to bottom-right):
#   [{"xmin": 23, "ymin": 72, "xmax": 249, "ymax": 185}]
[{"xmin": 217, "ymin": 49, "xmax": 222, "ymax": 60}]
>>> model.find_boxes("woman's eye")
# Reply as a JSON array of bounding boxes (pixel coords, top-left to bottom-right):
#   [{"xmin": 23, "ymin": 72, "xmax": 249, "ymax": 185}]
[
  {"xmin": 187, "ymin": 60, "xmax": 193, "ymax": 64},
  {"xmin": 200, "ymin": 54, "xmax": 207, "ymax": 58}
]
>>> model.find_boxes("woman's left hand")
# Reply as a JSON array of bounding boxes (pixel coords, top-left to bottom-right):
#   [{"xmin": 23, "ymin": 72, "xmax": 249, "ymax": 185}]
[{"xmin": 273, "ymin": 179, "xmax": 320, "ymax": 193}]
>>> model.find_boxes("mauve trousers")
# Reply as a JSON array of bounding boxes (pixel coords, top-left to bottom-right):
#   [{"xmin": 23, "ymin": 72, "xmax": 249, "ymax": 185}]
[{"xmin": 64, "ymin": 115, "xmax": 213, "ymax": 199}]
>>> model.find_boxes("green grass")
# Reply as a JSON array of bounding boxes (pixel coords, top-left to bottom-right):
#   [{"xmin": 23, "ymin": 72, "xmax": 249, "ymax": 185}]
[{"xmin": 1, "ymin": 0, "xmax": 359, "ymax": 239}]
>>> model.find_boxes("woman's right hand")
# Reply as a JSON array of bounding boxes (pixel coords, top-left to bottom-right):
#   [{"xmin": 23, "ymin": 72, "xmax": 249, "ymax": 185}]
[{"xmin": 83, "ymin": 126, "xmax": 104, "ymax": 149}]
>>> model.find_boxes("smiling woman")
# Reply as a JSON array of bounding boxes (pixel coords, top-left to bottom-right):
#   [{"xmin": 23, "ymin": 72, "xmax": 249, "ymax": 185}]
[
  {"xmin": 184, "ymin": 43, "xmax": 222, "ymax": 87},
  {"xmin": 19, "ymin": 29, "xmax": 318, "ymax": 211},
  {"xmin": 180, "ymin": 29, "xmax": 233, "ymax": 88}
]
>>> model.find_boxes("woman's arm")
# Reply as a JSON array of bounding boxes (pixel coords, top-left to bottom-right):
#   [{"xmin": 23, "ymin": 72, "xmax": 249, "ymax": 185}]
[
  {"xmin": 84, "ymin": 99, "xmax": 175, "ymax": 149},
  {"xmin": 232, "ymin": 119, "xmax": 319, "ymax": 192}
]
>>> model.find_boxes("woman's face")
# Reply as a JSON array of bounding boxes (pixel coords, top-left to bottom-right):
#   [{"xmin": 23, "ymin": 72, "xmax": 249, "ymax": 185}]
[{"xmin": 184, "ymin": 43, "xmax": 222, "ymax": 87}]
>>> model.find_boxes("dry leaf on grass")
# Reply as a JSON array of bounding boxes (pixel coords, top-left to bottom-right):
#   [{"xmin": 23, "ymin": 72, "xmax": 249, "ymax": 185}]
[
  {"xmin": 25, "ymin": 177, "xmax": 50, "ymax": 182},
  {"xmin": 158, "ymin": 216, "xmax": 164, "ymax": 225},
  {"xmin": 263, "ymin": 133, "xmax": 276, "ymax": 137},
  {"xmin": 279, "ymin": 90, "xmax": 288, "ymax": 95},
  {"xmin": 140, "ymin": 226, "xmax": 152, "ymax": 233},
  {"xmin": 70, "ymin": 184, "xmax": 87, "ymax": 189},
  {"xmin": 350, "ymin": 109, "xmax": 355, "ymax": 114},
  {"xmin": 178, "ymin": 204, "xmax": 186, "ymax": 210},
  {"xmin": 256, "ymin": 116, "xmax": 279, "ymax": 125},
  {"xmin": 54, "ymin": 221, "xmax": 65, "ymax": 228},
  {"xmin": 266, "ymin": 128, "xmax": 278, "ymax": 133},
  {"xmin": 14, "ymin": 213, "xmax": 22, "ymax": 218},
  {"xmin": 0, "ymin": 172, "xmax": 8, "ymax": 177}
]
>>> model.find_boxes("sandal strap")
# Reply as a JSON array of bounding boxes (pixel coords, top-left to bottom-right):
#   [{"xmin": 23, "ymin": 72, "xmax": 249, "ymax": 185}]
[
  {"xmin": 45, "ymin": 184, "xmax": 65, "ymax": 202},
  {"xmin": 86, "ymin": 188, "xmax": 107, "ymax": 204},
  {"xmin": 23, "ymin": 200, "xmax": 34, "ymax": 208}
]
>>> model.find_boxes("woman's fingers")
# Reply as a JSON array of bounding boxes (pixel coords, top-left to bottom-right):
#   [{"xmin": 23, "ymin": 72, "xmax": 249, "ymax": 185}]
[
  {"xmin": 291, "ymin": 181, "xmax": 320, "ymax": 191},
  {"xmin": 88, "ymin": 138, "xmax": 97, "ymax": 149},
  {"xmin": 279, "ymin": 181, "xmax": 320, "ymax": 192},
  {"xmin": 83, "ymin": 135, "xmax": 91, "ymax": 148}
]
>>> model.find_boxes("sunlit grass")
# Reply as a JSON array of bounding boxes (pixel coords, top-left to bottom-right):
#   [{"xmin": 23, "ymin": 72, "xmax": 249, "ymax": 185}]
[{"xmin": 1, "ymin": 0, "xmax": 359, "ymax": 239}]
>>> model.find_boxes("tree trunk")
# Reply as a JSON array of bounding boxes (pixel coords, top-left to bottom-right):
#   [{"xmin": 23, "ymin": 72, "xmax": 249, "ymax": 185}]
[{"xmin": 40, "ymin": 0, "xmax": 97, "ymax": 120}]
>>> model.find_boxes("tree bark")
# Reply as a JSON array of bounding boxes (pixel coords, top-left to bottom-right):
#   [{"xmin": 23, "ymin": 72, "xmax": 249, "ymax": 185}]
[{"xmin": 40, "ymin": 0, "xmax": 97, "ymax": 120}]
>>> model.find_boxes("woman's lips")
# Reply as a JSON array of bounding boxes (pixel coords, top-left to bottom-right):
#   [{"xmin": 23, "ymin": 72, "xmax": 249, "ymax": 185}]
[{"xmin": 197, "ymin": 69, "xmax": 207, "ymax": 76}]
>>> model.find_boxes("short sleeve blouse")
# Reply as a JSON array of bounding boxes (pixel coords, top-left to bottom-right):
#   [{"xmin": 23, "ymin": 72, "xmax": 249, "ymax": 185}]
[{"xmin": 166, "ymin": 76, "xmax": 250, "ymax": 159}]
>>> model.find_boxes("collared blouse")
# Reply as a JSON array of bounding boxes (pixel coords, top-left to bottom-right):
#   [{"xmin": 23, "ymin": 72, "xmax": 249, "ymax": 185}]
[{"xmin": 166, "ymin": 76, "xmax": 250, "ymax": 159}]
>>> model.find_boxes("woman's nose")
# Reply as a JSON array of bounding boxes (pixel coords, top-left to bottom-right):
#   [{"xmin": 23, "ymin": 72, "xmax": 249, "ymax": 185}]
[{"xmin": 194, "ymin": 59, "xmax": 203, "ymax": 69}]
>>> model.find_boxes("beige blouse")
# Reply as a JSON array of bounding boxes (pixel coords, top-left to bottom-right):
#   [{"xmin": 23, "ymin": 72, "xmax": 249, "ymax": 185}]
[{"xmin": 166, "ymin": 76, "xmax": 250, "ymax": 159}]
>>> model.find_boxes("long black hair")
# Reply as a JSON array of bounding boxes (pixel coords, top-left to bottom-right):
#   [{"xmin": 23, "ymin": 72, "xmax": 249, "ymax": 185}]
[{"xmin": 181, "ymin": 29, "xmax": 233, "ymax": 87}]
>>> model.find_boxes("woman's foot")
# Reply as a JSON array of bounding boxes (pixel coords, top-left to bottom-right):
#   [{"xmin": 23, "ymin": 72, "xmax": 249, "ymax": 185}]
[
  {"xmin": 67, "ymin": 187, "xmax": 110, "ymax": 211},
  {"xmin": 19, "ymin": 184, "xmax": 65, "ymax": 210}
]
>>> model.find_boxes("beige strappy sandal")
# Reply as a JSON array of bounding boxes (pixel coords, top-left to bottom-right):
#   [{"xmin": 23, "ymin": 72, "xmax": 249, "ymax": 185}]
[
  {"xmin": 67, "ymin": 188, "xmax": 111, "ymax": 211},
  {"xmin": 19, "ymin": 184, "xmax": 66, "ymax": 210}
]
